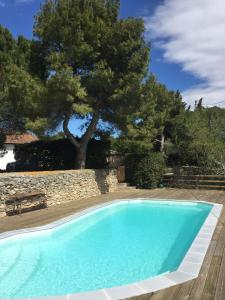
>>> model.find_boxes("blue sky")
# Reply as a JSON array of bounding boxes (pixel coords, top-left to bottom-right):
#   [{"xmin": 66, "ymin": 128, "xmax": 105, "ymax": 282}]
[{"xmin": 1, "ymin": 0, "xmax": 225, "ymax": 129}]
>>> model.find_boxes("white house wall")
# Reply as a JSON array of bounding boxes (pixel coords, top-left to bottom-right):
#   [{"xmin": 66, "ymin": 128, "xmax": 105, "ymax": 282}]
[{"xmin": 0, "ymin": 144, "xmax": 16, "ymax": 170}]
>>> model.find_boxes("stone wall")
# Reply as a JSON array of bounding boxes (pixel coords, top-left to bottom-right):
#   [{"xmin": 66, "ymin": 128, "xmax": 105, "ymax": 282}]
[{"xmin": 0, "ymin": 169, "xmax": 118, "ymax": 218}]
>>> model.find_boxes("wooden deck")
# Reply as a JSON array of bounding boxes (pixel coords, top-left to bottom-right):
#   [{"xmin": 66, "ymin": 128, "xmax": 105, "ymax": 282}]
[{"xmin": 0, "ymin": 188, "xmax": 225, "ymax": 300}]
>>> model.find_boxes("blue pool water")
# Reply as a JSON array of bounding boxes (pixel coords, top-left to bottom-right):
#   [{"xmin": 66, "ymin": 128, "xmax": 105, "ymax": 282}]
[{"xmin": 0, "ymin": 200, "xmax": 212, "ymax": 298}]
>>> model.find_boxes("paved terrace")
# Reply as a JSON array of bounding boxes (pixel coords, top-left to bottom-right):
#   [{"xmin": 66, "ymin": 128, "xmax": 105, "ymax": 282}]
[{"xmin": 0, "ymin": 188, "xmax": 225, "ymax": 300}]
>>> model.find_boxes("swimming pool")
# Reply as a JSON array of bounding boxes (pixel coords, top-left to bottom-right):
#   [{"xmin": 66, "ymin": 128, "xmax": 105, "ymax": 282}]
[{"xmin": 0, "ymin": 199, "xmax": 222, "ymax": 299}]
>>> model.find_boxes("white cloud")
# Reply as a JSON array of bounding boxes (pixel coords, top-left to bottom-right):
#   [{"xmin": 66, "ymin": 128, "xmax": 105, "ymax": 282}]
[
  {"xmin": 0, "ymin": 0, "xmax": 34, "ymax": 6},
  {"xmin": 182, "ymin": 85, "xmax": 225, "ymax": 108},
  {"xmin": 16, "ymin": 0, "xmax": 34, "ymax": 3},
  {"xmin": 145, "ymin": 0, "xmax": 225, "ymax": 107}
]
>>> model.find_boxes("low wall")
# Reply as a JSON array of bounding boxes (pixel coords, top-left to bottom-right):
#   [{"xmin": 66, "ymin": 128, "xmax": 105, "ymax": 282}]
[{"xmin": 0, "ymin": 169, "xmax": 118, "ymax": 218}]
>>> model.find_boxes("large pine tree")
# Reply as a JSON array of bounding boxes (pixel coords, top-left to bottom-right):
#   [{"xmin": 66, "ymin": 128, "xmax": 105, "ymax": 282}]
[{"xmin": 31, "ymin": 0, "xmax": 150, "ymax": 168}]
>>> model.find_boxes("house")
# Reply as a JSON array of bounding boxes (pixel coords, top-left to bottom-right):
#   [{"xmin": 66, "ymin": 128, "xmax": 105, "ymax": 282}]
[{"xmin": 0, "ymin": 133, "xmax": 38, "ymax": 170}]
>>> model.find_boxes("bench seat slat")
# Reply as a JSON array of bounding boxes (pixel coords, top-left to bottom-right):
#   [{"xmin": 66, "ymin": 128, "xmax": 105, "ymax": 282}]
[
  {"xmin": 5, "ymin": 191, "xmax": 47, "ymax": 215},
  {"xmin": 9, "ymin": 191, "xmax": 45, "ymax": 199}
]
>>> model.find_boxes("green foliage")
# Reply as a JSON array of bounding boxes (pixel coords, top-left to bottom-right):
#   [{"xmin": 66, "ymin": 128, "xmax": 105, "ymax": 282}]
[
  {"xmin": 2, "ymin": 64, "xmax": 44, "ymax": 131},
  {"xmin": 0, "ymin": 25, "xmax": 17, "ymax": 68},
  {"xmin": 0, "ymin": 25, "xmax": 40, "ymax": 72},
  {"xmin": 33, "ymin": 0, "xmax": 149, "ymax": 128},
  {"xmin": 45, "ymin": 64, "xmax": 88, "ymax": 117},
  {"xmin": 124, "ymin": 153, "xmax": 144, "ymax": 184},
  {"xmin": 205, "ymin": 107, "xmax": 225, "ymax": 140},
  {"xmin": 133, "ymin": 152, "xmax": 166, "ymax": 189},
  {"xmin": 34, "ymin": 0, "xmax": 120, "ymax": 68},
  {"xmin": 115, "ymin": 75, "xmax": 185, "ymax": 154},
  {"xmin": 0, "ymin": 25, "xmax": 45, "ymax": 138},
  {"xmin": 166, "ymin": 106, "xmax": 225, "ymax": 169}
]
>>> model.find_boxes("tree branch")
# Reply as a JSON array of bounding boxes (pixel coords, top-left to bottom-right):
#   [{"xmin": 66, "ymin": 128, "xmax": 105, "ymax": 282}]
[{"xmin": 63, "ymin": 113, "xmax": 80, "ymax": 149}]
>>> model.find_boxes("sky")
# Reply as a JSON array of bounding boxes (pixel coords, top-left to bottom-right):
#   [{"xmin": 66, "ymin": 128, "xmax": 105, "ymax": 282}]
[{"xmin": 0, "ymin": 0, "xmax": 225, "ymax": 111}]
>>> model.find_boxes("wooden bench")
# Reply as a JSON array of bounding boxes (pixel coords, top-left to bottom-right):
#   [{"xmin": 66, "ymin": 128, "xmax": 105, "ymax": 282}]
[{"xmin": 5, "ymin": 191, "xmax": 47, "ymax": 216}]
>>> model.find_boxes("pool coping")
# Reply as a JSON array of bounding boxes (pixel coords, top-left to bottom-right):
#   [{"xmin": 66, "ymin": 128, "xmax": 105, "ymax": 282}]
[{"xmin": 0, "ymin": 198, "xmax": 223, "ymax": 300}]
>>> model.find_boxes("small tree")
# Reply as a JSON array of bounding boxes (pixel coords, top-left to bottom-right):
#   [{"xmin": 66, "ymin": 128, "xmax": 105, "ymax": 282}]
[
  {"xmin": 32, "ymin": 0, "xmax": 149, "ymax": 169},
  {"xmin": 114, "ymin": 75, "xmax": 185, "ymax": 155}
]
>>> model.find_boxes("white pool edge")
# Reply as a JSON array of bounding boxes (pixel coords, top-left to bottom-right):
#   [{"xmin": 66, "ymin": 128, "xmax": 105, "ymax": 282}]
[{"xmin": 0, "ymin": 198, "xmax": 223, "ymax": 300}]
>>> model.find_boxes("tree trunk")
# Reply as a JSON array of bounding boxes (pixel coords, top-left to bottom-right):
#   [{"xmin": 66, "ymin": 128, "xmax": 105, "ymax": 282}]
[
  {"xmin": 160, "ymin": 133, "xmax": 165, "ymax": 152},
  {"xmin": 75, "ymin": 146, "xmax": 87, "ymax": 169},
  {"xmin": 63, "ymin": 111, "xmax": 99, "ymax": 169}
]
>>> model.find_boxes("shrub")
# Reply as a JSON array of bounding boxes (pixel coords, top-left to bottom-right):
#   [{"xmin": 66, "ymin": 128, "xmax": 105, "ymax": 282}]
[
  {"xmin": 124, "ymin": 153, "xmax": 145, "ymax": 185},
  {"xmin": 133, "ymin": 152, "xmax": 166, "ymax": 189}
]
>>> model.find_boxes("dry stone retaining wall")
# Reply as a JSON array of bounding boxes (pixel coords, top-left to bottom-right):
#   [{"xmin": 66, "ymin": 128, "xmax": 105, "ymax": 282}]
[{"xmin": 0, "ymin": 169, "xmax": 118, "ymax": 218}]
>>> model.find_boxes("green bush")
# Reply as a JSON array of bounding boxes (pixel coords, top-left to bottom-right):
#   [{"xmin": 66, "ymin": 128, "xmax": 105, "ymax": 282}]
[
  {"xmin": 133, "ymin": 152, "xmax": 166, "ymax": 189},
  {"xmin": 125, "ymin": 153, "xmax": 145, "ymax": 185}
]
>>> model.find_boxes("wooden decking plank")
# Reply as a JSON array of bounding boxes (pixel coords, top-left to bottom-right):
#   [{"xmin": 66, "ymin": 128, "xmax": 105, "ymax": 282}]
[
  {"xmin": 212, "ymin": 211, "xmax": 225, "ymax": 242},
  {"xmin": 200, "ymin": 222, "xmax": 225, "ymax": 300},
  {"xmin": 201, "ymin": 256, "xmax": 222, "ymax": 300},
  {"xmin": 188, "ymin": 241, "xmax": 217, "ymax": 300},
  {"xmin": 144, "ymin": 285, "xmax": 178, "ymax": 300},
  {"xmin": 170, "ymin": 280, "xmax": 195, "ymax": 300},
  {"xmin": 202, "ymin": 227, "xmax": 225, "ymax": 299},
  {"xmin": 214, "ymin": 228, "xmax": 225, "ymax": 257},
  {"xmin": 214, "ymin": 225, "xmax": 225, "ymax": 300}
]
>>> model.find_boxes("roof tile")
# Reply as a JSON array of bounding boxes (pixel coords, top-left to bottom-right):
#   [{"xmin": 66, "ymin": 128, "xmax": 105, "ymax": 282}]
[{"xmin": 5, "ymin": 133, "xmax": 38, "ymax": 144}]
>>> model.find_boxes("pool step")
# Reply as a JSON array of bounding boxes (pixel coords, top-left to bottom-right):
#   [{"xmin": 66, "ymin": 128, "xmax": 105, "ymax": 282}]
[
  {"xmin": 0, "ymin": 246, "xmax": 22, "ymax": 280},
  {"xmin": 0, "ymin": 245, "xmax": 41, "ymax": 298}
]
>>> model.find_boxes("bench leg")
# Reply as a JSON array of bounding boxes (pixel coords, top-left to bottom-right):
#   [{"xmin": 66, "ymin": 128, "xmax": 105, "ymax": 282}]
[
  {"xmin": 19, "ymin": 203, "xmax": 22, "ymax": 215},
  {"xmin": 15, "ymin": 203, "xmax": 22, "ymax": 215}
]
